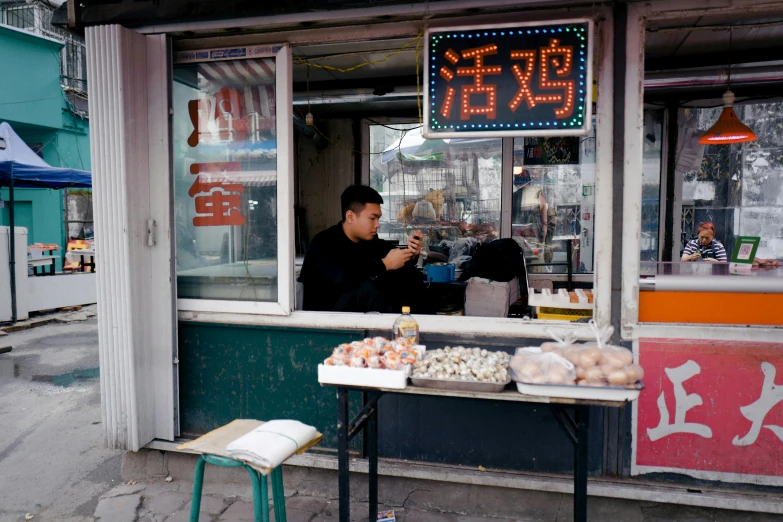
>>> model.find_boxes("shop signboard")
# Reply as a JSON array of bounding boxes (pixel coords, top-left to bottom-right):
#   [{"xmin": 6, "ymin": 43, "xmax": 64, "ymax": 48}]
[
  {"xmin": 633, "ymin": 338, "xmax": 783, "ymax": 485},
  {"xmin": 423, "ymin": 19, "xmax": 593, "ymax": 139},
  {"xmin": 731, "ymin": 236, "xmax": 760, "ymax": 264}
]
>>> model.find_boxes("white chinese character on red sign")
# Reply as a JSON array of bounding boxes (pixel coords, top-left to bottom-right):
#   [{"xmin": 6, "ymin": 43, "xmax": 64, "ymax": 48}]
[
  {"xmin": 733, "ymin": 362, "xmax": 783, "ymax": 446},
  {"xmin": 647, "ymin": 360, "xmax": 713, "ymax": 441}
]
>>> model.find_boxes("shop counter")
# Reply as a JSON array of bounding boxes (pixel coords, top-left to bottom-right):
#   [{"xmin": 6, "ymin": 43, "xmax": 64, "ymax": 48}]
[{"xmin": 638, "ymin": 262, "xmax": 783, "ymax": 325}]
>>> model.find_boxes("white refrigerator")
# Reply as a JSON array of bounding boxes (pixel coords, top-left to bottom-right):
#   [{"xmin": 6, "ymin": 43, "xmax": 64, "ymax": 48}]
[{"xmin": 0, "ymin": 226, "xmax": 29, "ymax": 322}]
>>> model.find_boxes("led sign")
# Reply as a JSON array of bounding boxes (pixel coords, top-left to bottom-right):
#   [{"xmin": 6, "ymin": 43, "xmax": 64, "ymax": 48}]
[{"xmin": 423, "ymin": 19, "xmax": 593, "ymax": 138}]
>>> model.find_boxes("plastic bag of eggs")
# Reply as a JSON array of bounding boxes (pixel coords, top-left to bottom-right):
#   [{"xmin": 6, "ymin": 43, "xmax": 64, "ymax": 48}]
[
  {"xmin": 510, "ymin": 348, "xmax": 576, "ymax": 385},
  {"xmin": 412, "ymin": 346, "xmax": 510, "ymax": 382},
  {"xmin": 513, "ymin": 344, "xmax": 644, "ymax": 388}
]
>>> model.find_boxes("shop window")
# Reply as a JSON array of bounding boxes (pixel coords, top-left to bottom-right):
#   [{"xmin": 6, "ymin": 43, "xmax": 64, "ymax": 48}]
[
  {"xmin": 362, "ymin": 123, "xmax": 598, "ymax": 319},
  {"xmin": 172, "ymin": 57, "xmax": 281, "ymax": 303},
  {"xmin": 640, "ymin": 109, "xmax": 664, "ymax": 262},
  {"xmin": 671, "ymin": 102, "xmax": 783, "ymax": 262},
  {"xmin": 512, "ymin": 127, "xmax": 597, "ymax": 275}
]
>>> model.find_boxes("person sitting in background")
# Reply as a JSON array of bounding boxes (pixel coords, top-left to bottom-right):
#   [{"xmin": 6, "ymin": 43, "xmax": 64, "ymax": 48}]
[{"xmin": 681, "ymin": 222, "xmax": 727, "ymax": 263}]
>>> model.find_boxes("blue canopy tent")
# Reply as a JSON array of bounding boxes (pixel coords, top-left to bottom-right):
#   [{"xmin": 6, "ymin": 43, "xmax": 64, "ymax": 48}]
[{"xmin": 0, "ymin": 122, "xmax": 92, "ymax": 322}]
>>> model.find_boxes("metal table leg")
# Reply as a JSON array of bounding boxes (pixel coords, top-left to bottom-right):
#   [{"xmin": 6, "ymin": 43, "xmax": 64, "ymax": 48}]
[
  {"xmin": 367, "ymin": 392, "xmax": 379, "ymax": 522},
  {"xmin": 573, "ymin": 405, "xmax": 589, "ymax": 522},
  {"xmin": 337, "ymin": 388, "xmax": 350, "ymax": 522},
  {"xmin": 550, "ymin": 405, "xmax": 590, "ymax": 522},
  {"xmin": 336, "ymin": 388, "xmax": 383, "ymax": 522}
]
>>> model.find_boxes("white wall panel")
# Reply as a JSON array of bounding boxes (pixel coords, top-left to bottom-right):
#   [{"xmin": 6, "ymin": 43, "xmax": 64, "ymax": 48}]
[
  {"xmin": 297, "ymin": 118, "xmax": 354, "ymax": 240},
  {"xmin": 86, "ymin": 25, "xmax": 175, "ymax": 451}
]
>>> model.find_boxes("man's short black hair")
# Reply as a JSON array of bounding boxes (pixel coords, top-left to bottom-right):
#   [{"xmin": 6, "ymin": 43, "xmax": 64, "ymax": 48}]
[{"xmin": 340, "ymin": 185, "xmax": 383, "ymax": 221}]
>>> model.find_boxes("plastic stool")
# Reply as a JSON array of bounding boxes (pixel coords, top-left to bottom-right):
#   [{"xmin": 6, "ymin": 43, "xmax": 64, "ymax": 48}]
[{"xmin": 190, "ymin": 454, "xmax": 287, "ymax": 522}]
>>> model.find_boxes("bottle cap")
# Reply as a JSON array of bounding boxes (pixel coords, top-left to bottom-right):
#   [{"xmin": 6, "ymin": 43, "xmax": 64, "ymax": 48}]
[{"xmin": 401, "ymin": 306, "xmax": 410, "ymax": 313}]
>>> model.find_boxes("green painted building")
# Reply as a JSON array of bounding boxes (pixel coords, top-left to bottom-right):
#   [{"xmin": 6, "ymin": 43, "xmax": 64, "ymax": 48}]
[{"xmin": 0, "ymin": 22, "xmax": 90, "ymax": 271}]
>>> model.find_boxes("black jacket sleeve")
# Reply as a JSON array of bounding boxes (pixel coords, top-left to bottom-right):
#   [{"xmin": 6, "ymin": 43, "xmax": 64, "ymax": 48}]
[{"xmin": 301, "ymin": 230, "xmax": 388, "ymax": 311}]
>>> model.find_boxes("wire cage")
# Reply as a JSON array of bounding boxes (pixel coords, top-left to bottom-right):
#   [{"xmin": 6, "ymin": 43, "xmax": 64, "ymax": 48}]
[{"xmin": 379, "ymin": 154, "xmax": 501, "ymax": 244}]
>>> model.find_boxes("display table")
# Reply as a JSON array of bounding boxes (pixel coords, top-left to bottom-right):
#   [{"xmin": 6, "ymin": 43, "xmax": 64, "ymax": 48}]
[
  {"xmin": 28, "ymin": 254, "xmax": 58, "ymax": 276},
  {"xmin": 324, "ymin": 384, "xmax": 631, "ymax": 522},
  {"xmin": 65, "ymin": 249, "xmax": 96, "ymax": 272}
]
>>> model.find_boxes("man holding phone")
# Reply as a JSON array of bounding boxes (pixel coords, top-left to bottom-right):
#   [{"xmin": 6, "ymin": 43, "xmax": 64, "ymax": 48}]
[{"xmin": 300, "ymin": 185, "xmax": 424, "ymax": 313}]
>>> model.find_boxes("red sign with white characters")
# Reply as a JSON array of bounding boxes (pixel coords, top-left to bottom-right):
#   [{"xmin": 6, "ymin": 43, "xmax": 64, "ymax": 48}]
[{"xmin": 635, "ymin": 338, "xmax": 783, "ymax": 482}]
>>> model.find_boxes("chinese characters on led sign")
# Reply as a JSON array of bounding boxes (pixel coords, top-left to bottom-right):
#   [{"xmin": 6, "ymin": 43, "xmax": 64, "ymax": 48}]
[{"xmin": 424, "ymin": 21, "xmax": 592, "ymax": 138}]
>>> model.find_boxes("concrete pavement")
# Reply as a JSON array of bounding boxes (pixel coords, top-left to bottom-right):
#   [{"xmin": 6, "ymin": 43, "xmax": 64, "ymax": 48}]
[
  {"xmin": 93, "ymin": 472, "xmax": 783, "ymax": 522},
  {"xmin": 0, "ymin": 312, "xmax": 123, "ymax": 522}
]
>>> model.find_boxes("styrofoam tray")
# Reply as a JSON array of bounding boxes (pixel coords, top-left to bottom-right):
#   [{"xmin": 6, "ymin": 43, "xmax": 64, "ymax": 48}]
[
  {"xmin": 528, "ymin": 288, "xmax": 594, "ymax": 310},
  {"xmin": 318, "ymin": 364, "xmax": 408, "ymax": 390},
  {"xmin": 515, "ymin": 381, "xmax": 643, "ymax": 402}
]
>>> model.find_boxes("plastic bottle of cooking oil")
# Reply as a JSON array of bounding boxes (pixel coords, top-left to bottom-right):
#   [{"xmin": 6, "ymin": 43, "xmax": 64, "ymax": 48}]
[{"xmin": 393, "ymin": 306, "xmax": 419, "ymax": 345}]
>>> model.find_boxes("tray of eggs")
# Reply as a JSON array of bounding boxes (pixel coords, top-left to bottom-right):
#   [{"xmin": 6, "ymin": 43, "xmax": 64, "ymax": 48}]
[
  {"xmin": 318, "ymin": 337, "xmax": 421, "ymax": 390},
  {"xmin": 510, "ymin": 343, "xmax": 644, "ymax": 401}
]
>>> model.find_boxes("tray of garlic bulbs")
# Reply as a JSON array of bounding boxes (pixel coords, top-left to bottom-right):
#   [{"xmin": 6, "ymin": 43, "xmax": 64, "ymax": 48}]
[{"xmin": 411, "ymin": 346, "xmax": 511, "ymax": 393}]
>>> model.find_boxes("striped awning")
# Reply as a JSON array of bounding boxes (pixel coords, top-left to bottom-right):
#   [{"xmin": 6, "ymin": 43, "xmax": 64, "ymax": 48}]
[
  {"xmin": 197, "ymin": 58, "xmax": 277, "ymax": 121},
  {"xmin": 197, "ymin": 169, "xmax": 277, "ymax": 188},
  {"xmin": 198, "ymin": 58, "xmax": 275, "ymax": 88}
]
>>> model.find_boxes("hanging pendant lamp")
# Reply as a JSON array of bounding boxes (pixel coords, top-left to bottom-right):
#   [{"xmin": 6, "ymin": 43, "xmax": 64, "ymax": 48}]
[
  {"xmin": 699, "ymin": 29, "xmax": 757, "ymax": 145},
  {"xmin": 698, "ymin": 90, "xmax": 757, "ymax": 144}
]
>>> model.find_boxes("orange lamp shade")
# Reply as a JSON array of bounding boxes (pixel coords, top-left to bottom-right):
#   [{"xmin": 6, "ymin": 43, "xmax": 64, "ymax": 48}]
[{"xmin": 699, "ymin": 90, "xmax": 757, "ymax": 144}]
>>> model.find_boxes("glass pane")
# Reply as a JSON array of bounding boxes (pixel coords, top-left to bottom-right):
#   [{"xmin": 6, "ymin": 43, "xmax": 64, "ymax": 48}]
[
  {"xmin": 172, "ymin": 58, "xmax": 278, "ymax": 301},
  {"xmin": 512, "ymin": 128, "xmax": 597, "ymax": 274},
  {"xmin": 675, "ymin": 102, "xmax": 783, "ymax": 263},
  {"xmin": 369, "ymin": 124, "xmax": 502, "ymax": 246},
  {"xmin": 641, "ymin": 109, "xmax": 664, "ymax": 262}
]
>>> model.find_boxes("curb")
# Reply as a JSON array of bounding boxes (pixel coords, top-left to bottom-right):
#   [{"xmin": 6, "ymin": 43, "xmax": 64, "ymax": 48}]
[{"xmin": 1, "ymin": 318, "xmax": 59, "ymax": 333}]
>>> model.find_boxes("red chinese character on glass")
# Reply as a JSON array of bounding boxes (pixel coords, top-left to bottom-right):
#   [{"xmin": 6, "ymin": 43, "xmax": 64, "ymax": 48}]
[
  {"xmin": 214, "ymin": 87, "xmax": 249, "ymax": 142},
  {"xmin": 438, "ymin": 45, "xmax": 502, "ymax": 121},
  {"xmin": 187, "ymin": 98, "xmax": 213, "ymax": 147},
  {"xmin": 189, "ymin": 162, "xmax": 246, "ymax": 227},
  {"xmin": 509, "ymin": 38, "xmax": 576, "ymax": 119},
  {"xmin": 187, "ymin": 87, "xmax": 251, "ymax": 147}
]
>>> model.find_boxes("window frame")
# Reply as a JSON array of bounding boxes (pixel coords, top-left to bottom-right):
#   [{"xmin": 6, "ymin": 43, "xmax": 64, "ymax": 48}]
[{"xmin": 174, "ymin": 44, "xmax": 294, "ymax": 316}]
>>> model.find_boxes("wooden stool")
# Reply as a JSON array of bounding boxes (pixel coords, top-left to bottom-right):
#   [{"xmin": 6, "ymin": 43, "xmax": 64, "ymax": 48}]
[{"xmin": 178, "ymin": 420, "xmax": 323, "ymax": 522}]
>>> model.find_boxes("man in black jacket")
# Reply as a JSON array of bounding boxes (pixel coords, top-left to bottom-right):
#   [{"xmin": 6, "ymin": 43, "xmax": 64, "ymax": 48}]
[{"xmin": 300, "ymin": 185, "xmax": 424, "ymax": 313}]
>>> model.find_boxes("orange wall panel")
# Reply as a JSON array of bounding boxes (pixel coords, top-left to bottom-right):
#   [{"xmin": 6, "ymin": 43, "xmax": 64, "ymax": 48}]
[{"xmin": 639, "ymin": 291, "xmax": 783, "ymax": 326}]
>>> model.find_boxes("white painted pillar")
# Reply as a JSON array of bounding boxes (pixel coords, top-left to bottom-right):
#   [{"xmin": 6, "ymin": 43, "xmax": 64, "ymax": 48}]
[{"xmin": 86, "ymin": 25, "xmax": 176, "ymax": 450}]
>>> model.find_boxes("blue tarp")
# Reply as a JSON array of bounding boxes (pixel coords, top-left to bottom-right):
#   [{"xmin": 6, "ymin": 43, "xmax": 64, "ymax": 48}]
[{"xmin": 0, "ymin": 122, "xmax": 91, "ymax": 189}]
